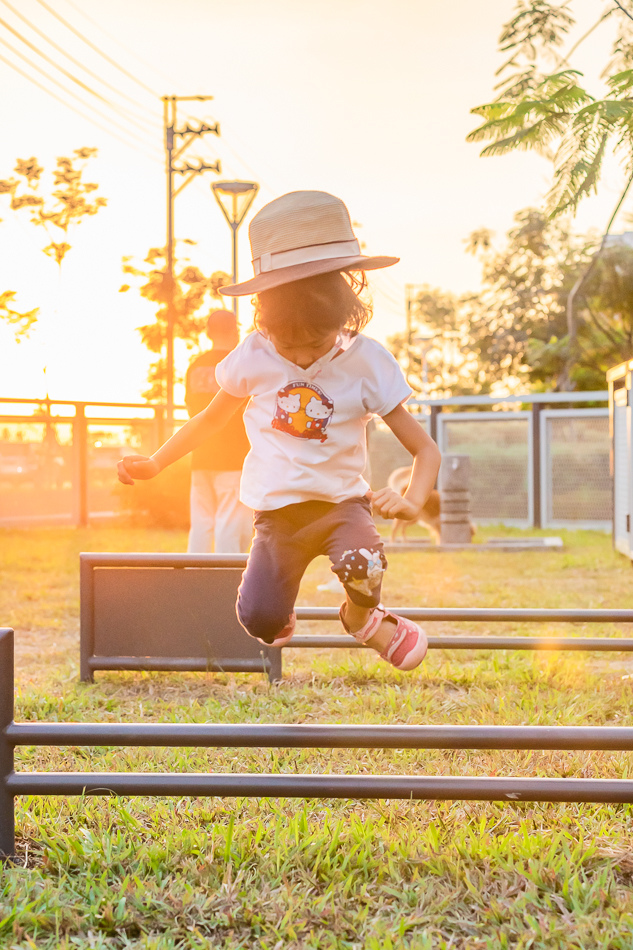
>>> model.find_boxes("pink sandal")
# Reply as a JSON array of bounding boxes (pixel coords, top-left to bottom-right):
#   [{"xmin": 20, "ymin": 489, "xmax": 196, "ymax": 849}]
[
  {"xmin": 254, "ymin": 612, "xmax": 296, "ymax": 648},
  {"xmin": 339, "ymin": 603, "xmax": 428, "ymax": 671}
]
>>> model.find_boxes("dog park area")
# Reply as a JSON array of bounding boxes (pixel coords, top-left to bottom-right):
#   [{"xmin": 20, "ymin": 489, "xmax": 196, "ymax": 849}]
[{"xmin": 3, "ymin": 523, "xmax": 633, "ymax": 948}]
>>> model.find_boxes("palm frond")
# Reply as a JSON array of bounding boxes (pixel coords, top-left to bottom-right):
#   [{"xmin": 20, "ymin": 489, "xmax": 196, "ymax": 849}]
[{"xmin": 547, "ymin": 131, "xmax": 609, "ymax": 216}]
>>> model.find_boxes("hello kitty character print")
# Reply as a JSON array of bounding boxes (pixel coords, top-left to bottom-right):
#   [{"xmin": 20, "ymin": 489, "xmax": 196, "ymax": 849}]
[{"xmin": 272, "ymin": 381, "xmax": 334, "ymax": 442}]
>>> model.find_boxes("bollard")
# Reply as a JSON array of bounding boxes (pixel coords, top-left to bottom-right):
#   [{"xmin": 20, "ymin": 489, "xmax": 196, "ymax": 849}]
[
  {"xmin": 0, "ymin": 629, "xmax": 14, "ymax": 859},
  {"xmin": 438, "ymin": 455, "xmax": 472, "ymax": 544}
]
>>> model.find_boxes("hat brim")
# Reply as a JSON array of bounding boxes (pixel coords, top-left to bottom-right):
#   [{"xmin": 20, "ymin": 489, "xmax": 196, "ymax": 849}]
[{"xmin": 219, "ymin": 255, "xmax": 399, "ymax": 297}]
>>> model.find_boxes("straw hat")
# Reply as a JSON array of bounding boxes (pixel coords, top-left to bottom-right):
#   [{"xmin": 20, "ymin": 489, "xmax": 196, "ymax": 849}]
[{"xmin": 219, "ymin": 190, "xmax": 398, "ymax": 296}]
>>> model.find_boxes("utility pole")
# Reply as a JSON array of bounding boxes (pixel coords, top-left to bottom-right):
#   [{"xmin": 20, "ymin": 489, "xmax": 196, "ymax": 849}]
[
  {"xmin": 163, "ymin": 95, "xmax": 221, "ymax": 429},
  {"xmin": 405, "ymin": 284, "xmax": 426, "ymax": 386}
]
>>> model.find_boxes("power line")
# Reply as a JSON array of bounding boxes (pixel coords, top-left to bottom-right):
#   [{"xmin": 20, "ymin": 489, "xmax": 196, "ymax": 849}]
[
  {"xmin": 0, "ymin": 47, "xmax": 160, "ymax": 162},
  {"xmin": 217, "ymin": 117, "xmax": 285, "ymax": 195},
  {"xmin": 375, "ymin": 269, "xmax": 404, "ymax": 294},
  {"xmin": 0, "ymin": 43, "xmax": 161, "ymax": 163},
  {"xmin": 0, "ymin": 9, "xmax": 159, "ymax": 141},
  {"xmin": 0, "ymin": 0, "xmax": 159, "ymax": 128},
  {"xmin": 0, "ymin": 12, "xmax": 113, "ymax": 106},
  {"xmin": 30, "ymin": 0, "xmax": 277, "ymax": 212},
  {"xmin": 373, "ymin": 283, "xmax": 404, "ymax": 310},
  {"xmin": 193, "ymin": 118, "xmax": 278, "ymax": 198},
  {"xmin": 33, "ymin": 0, "xmax": 160, "ymax": 99},
  {"xmin": 374, "ymin": 278, "xmax": 403, "ymax": 301},
  {"xmin": 59, "ymin": 0, "xmax": 167, "ymax": 94},
  {"xmin": 0, "ymin": 33, "xmax": 160, "ymax": 153}
]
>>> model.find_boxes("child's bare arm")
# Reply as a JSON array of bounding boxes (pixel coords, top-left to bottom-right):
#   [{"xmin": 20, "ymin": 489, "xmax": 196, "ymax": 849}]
[
  {"xmin": 117, "ymin": 390, "xmax": 247, "ymax": 485},
  {"xmin": 369, "ymin": 404, "xmax": 441, "ymax": 520}
]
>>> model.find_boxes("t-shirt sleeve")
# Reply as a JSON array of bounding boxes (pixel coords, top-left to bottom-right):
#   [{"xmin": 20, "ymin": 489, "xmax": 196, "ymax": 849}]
[
  {"xmin": 361, "ymin": 339, "xmax": 413, "ymax": 416},
  {"xmin": 214, "ymin": 337, "xmax": 253, "ymax": 398}
]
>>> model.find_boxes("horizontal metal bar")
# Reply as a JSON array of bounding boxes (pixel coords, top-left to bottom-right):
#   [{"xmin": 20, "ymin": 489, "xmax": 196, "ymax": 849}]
[
  {"xmin": 0, "ymin": 415, "xmax": 157, "ymax": 426},
  {"xmin": 1, "ymin": 393, "xmax": 607, "ymax": 410},
  {"xmin": 294, "ymin": 607, "xmax": 633, "ymax": 622},
  {"xmin": 409, "ymin": 391, "xmax": 609, "ymax": 407},
  {"xmin": 7, "ymin": 772, "xmax": 633, "ymax": 803},
  {"xmin": 290, "ymin": 635, "xmax": 633, "ymax": 651},
  {"xmin": 9, "ymin": 723, "xmax": 633, "ymax": 750},
  {"xmin": 88, "ymin": 657, "xmax": 269, "ymax": 672},
  {"xmin": 0, "ymin": 397, "xmax": 186, "ymax": 410},
  {"xmin": 81, "ymin": 553, "xmax": 248, "ymax": 568}
]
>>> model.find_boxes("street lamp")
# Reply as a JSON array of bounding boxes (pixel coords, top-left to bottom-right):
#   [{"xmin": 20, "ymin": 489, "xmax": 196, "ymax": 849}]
[{"xmin": 211, "ymin": 180, "xmax": 259, "ymax": 317}]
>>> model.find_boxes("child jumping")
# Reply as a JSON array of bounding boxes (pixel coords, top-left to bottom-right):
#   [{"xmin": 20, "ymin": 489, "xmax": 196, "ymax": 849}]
[{"xmin": 117, "ymin": 190, "xmax": 441, "ymax": 671}]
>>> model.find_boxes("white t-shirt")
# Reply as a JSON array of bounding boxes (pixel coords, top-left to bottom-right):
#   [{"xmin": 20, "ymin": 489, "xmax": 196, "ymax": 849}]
[{"xmin": 215, "ymin": 331, "xmax": 412, "ymax": 511}]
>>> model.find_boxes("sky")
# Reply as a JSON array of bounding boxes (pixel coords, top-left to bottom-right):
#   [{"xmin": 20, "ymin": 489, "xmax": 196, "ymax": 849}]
[{"xmin": 0, "ymin": 0, "xmax": 625, "ymax": 404}]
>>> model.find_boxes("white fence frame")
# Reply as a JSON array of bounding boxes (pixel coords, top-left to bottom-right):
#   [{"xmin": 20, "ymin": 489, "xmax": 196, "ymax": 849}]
[
  {"xmin": 540, "ymin": 408, "xmax": 611, "ymax": 532},
  {"xmin": 436, "ymin": 411, "xmax": 534, "ymax": 528}
]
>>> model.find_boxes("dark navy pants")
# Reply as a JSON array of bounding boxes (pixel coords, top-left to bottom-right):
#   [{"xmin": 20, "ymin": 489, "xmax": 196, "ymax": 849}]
[{"xmin": 237, "ymin": 496, "xmax": 387, "ymax": 644}]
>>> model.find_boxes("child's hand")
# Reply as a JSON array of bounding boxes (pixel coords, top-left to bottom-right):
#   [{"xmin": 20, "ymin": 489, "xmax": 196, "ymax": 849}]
[
  {"xmin": 368, "ymin": 488, "xmax": 420, "ymax": 521},
  {"xmin": 117, "ymin": 455, "xmax": 160, "ymax": 485}
]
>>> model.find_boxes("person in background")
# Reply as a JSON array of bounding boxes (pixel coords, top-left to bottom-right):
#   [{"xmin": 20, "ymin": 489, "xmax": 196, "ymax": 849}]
[{"xmin": 185, "ymin": 309, "xmax": 252, "ymax": 552}]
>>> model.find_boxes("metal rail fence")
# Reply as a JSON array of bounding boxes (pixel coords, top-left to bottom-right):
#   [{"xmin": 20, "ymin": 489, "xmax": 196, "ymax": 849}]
[
  {"xmin": 409, "ymin": 391, "xmax": 610, "ymax": 530},
  {"xmin": 5, "ymin": 624, "xmax": 633, "ymax": 860},
  {"xmin": 0, "ymin": 396, "xmax": 182, "ymax": 528},
  {"xmin": 0, "ymin": 391, "xmax": 610, "ymax": 530},
  {"xmin": 80, "ymin": 553, "xmax": 633, "ymax": 683}
]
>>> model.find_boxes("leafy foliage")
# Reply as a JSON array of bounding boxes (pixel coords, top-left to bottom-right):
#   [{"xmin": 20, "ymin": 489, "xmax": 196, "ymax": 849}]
[
  {"xmin": 388, "ymin": 287, "xmax": 480, "ymax": 398},
  {"xmin": 390, "ymin": 208, "xmax": 633, "ymax": 394},
  {"xmin": 0, "ymin": 149, "xmax": 106, "ymax": 343},
  {"xmin": 120, "ymin": 245, "xmax": 230, "ymax": 401},
  {"xmin": 0, "ymin": 290, "xmax": 39, "ymax": 342},
  {"xmin": 469, "ymin": 2, "xmax": 633, "ymax": 217},
  {"xmin": 0, "ymin": 148, "xmax": 107, "ymax": 266}
]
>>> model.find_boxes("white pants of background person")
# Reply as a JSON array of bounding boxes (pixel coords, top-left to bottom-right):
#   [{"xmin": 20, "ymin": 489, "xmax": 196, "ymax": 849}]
[{"xmin": 187, "ymin": 470, "xmax": 253, "ymax": 553}]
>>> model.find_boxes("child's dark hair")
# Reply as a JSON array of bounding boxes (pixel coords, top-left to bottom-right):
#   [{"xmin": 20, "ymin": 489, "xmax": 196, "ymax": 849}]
[{"xmin": 253, "ymin": 270, "xmax": 372, "ymax": 338}]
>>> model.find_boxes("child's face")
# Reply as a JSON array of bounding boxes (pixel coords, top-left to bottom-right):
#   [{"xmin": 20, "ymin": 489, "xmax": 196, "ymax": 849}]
[{"xmin": 268, "ymin": 328, "xmax": 340, "ymax": 369}]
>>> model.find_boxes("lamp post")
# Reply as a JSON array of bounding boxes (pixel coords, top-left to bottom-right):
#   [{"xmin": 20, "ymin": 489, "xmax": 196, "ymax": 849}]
[{"xmin": 211, "ymin": 180, "xmax": 259, "ymax": 318}]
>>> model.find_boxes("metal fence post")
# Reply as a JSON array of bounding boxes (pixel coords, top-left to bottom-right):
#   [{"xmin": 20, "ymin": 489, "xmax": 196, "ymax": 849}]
[
  {"xmin": 429, "ymin": 404, "xmax": 441, "ymax": 445},
  {"xmin": 73, "ymin": 404, "xmax": 88, "ymax": 528},
  {"xmin": 0, "ymin": 629, "xmax": 15, "ymax": 859},
  {"xmin": 79, "ymin": 556, "xmax": 95, "ymax": 683},
  {"xmin": 531, "ymin": 402, "xmax": 542, "ymax": 529}
]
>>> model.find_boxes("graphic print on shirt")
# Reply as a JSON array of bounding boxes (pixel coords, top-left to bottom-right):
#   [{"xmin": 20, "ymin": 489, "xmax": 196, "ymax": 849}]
[{"xmin": 272, "ymin": 381, "xmax": 334, "ymax": 443}]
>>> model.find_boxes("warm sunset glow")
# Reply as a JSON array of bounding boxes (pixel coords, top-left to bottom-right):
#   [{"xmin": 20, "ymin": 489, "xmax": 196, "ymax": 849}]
[{"xmin": 0, "ymin": 0, "xmax": 619, "ymax": 403}]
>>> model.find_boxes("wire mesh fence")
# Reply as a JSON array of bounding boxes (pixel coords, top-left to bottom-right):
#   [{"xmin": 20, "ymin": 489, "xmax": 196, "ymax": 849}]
[
  {"xmin": 437, "ymin": 412, "xmax": 532, "ymax": 525},
  {"xmin": 0, "ymin": 395, "xmax": 611, "ymax": 530},
  {"xmin": 541, "ymin": 410, "xmax": 611, "ymax": 529}
]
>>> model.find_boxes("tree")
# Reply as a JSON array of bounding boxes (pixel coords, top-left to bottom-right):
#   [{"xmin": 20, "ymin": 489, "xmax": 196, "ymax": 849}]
[
  {"xmin": 120, "ymin": 244, "xmax": 230, "ymax": 401},
  {"xmin": 0, "ymin": 291, "xmax": 38, "ymax": 343},
  {"xmin": 468, "ymin": 1, "xmax": 633, "ymax": 218},
  {"xmin": 0, "ymin": 149, "xmax": 107, "ymax": 266},
  {"xmin": 467, "ymin": 1, "xmax": 633, "ymax": 386},
  {"xmin": 388, "ymin": 287, "xmax": 479, "ymax": 398},
  {"xmin": 464, "ymin": 208, "xmax": 594, "ymax": 392},
  {"xmin": 0, "ymin": 149, "xmax": 106, "ymax": 341},
  {"xmin": 389, "ymin": 208, "xmax": 633, "ymax": 394}
]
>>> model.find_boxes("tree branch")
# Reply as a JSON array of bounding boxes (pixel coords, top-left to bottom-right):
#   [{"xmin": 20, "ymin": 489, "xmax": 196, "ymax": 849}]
[
  {"xmin": 613, "ymin": 0, "xmax": 633, "ymax": 23},
  {"xmin": 581, "ymin": 297, "xmax": 625, "ymax": 348},
  {"xmin": 555, "ymin": 10, "xmax": 614, "ymax": 68}
]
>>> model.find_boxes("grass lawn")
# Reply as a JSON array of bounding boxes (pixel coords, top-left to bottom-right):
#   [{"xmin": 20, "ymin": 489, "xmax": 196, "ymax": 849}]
[{"xmin": 2, "ymin": 525, "xmax": 633, "ymax": 948}]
